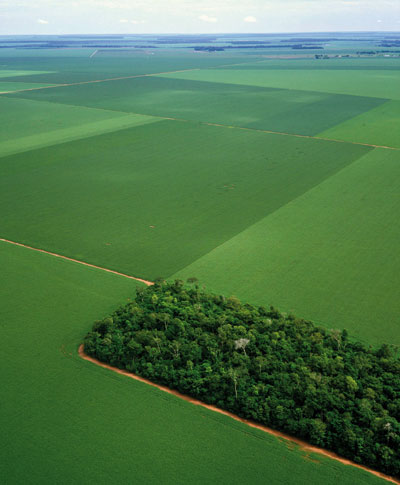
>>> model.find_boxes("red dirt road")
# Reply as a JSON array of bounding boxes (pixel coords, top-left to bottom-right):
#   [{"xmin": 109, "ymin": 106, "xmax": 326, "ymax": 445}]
[
  {"xmin": 79, "ymin": 345, "xmax": 400, "ymax": 485},
  {"xmin": 0, "ymin": 238, "xmax": 153, "ymax": 286}
]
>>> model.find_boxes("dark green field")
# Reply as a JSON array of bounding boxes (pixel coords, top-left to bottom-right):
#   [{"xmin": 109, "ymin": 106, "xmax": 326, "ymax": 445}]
[{"xmin": 1, "ymin": 36, "xmax": 399, "ymax": 484}]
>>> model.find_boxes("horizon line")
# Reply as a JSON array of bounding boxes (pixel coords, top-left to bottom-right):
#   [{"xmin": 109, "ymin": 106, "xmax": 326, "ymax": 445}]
[{"xmin": 1, "ymin": 30, "xmax": 400, "ymax": 37}]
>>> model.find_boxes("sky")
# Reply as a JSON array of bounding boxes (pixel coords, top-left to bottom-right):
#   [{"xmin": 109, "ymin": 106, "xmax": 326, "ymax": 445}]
[{"xmin": 0, "ymin": 0, "xmax": 399, "ymax": 35}]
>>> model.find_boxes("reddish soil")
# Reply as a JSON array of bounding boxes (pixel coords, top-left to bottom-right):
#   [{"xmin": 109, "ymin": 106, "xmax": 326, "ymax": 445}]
[
  {"xmin": 79, "ymin": 345, "xmax": 400, "ymax": 485},
  {"xmin": 0, "ymin": 238, "xmax": 153, "ymax": 286}
]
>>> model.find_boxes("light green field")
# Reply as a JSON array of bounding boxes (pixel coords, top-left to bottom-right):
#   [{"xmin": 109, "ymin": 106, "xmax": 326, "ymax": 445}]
[
  {"xmin": 319, "ymin": 100, "xmax": 400, "ymax": 149},
  {"xmin": 0, "ymin": 81, "xmax": 57, "ymax": 93},
  {"xmin": 0, "ymin": 120, "xmax": 370, "ymax": 280},
  {"xmin": 1, "ymin": 242, "xmax": 385, "ymax": 485},
  {"xmin": 158, "ymin": 68, "xmax": 400, "ymax": 100},
  {"xmin": 0, "ymin": 69, "xmax": 56, "ymax": 78},
  {"xmin": 0, "ymin": 96, "xmax": 159, "ymax": 157},
  {"xmin": 174, "ymin": 148, "xmax": 400, "ymax": 346}
]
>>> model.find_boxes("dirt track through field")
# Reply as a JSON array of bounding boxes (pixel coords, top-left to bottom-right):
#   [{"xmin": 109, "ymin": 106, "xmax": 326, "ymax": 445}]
[
  {"xmin": 201, "ymin": 122, "xmax": 400, "ymax": 151},
  {"xmin": 79, "ymin": 345, "xmax": 400, "ymax": 485},
  {"xmin": 0, "ymin": 238, "xmax": 153, "ymax": 286},
  {"xmin": 0, "ymin": 68, "xmax": 202, "ymax": 95}
]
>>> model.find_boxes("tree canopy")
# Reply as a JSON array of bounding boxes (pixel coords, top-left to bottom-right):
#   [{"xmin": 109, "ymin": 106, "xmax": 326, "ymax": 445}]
[{"xmin": 84, "ymin": 280, "xmax": 400, "ymax": 477}]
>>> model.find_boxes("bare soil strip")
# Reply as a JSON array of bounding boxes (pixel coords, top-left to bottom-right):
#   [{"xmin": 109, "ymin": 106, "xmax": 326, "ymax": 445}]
[
  {"xmin": 202, "ymin": 122, "xmax": 400, "ymax": 151},
  {"xmin": 0, "ymin": 68, "xmax": 202, "ymax": 95},
  {"xmin": 0, "ymin": 238, "xmax": 153, "ymax": 286},
  {"xmin": 79, "ymin": 345, "xmax": 400, "ymax": 485}
]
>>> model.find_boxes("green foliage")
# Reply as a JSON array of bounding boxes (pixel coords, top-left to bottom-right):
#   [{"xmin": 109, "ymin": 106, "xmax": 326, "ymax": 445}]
[{"xmin": 85, "ymin": 281, "xmax": 400, "ymax": 478}]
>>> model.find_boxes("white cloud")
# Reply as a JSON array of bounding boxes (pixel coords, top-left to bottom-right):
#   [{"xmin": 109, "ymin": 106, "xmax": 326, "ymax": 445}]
[
  {"xmin": 198, "ymin": 14, "xmax": 217, "ymax": 23},
  {"xmin": 244, "ymin": 15, "xmax": 257, "ymax": 22},
  {"xmin": 37, "ymin": 18, "xmax": 49, "ymax": 24},
  {"xmin": 377, "ymin": 19, "xmax": 383, "ymax": 22},
  {"xmin": 120, "ymin": 18, "xmax": 145, "ymax": 24}
]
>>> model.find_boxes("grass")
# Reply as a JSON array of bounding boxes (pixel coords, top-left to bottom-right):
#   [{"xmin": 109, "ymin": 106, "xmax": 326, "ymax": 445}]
[
  {"xmin": 0, "ymin": 81, "xmax": 58, "ymax": 93},
  {"xmin": 0, "ymin": 50, "xmax": 258, "ymax": 84},
  {"xmin": 0, "ymin": 69, "xmax": 56, "ymax": 78},
  {"xmin": 174, "ymin": 147, "xmax": 400, "ymax": 346},
  {"xmin": 318, "ymin": 100, "xmax": 400, "ymax": 149},
  {"xmin": 8, "ymin": 75, "xmax": 384, "ymax": 136},
  {"xmin": 0, "ymin": 96, "xmax": 159, "ymax": 157},
  {"xmin": 159, "ymin": 68, "xmax": 400, "ymax": 100},
  {"xmin": 217, "ymin": 57, "xmax": 400, "ymax": 71},
  {"xmin": 0, "ymin": 241, "xmax": 387, "ymax": 485},
  {"xmin": 0, "ymin": 120, "xmax": 370, "ymax": 280}
]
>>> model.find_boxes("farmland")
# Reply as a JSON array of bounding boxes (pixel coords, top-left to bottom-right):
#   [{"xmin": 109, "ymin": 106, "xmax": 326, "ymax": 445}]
[
  {"xmin": 0, "ymin": 121, "xmax": 369, "ymax": 279},
  {"xmin": 159, "ymin": 67, "xmax": 400, "ymax": 100},
  {"xmin": 1, "ymin": 33, "xmax": 399, "ymax": 484},
  {"xmin": 1, "ymin": 243, "xmax": 386, "ymax": 485},
  {"xmin": 174, "ymin": 147, "xmax": 400, "ymax": 345}
]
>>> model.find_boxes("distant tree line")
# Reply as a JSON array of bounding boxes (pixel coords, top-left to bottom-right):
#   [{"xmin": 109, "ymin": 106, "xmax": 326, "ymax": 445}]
[{"xmin": 84, "ymin": 280, "xmax": 400, "ymax": 477}]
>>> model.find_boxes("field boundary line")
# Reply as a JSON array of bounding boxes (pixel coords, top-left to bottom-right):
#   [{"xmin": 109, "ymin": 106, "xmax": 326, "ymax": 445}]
[
  {"xmin": 1, "ymin": 95, "xmax": 396, "ymax": 151},
  {"xmin": 201, "ymin": 122, "xmax": 400, "ymax": 151},
  {"xmin": 0, "ymin": 57, "xmax": 268, "ymax": 96},
  {"xmin": 79, "ymin": 345, "xmax": 400, "ymax": 485},
  {"xmin": 0, "ymin": 238, "xmax": 153, "ymax": 286},
  {"xmin": 0, "ymin": 68, "xmax": 202, "ymax": 95}
]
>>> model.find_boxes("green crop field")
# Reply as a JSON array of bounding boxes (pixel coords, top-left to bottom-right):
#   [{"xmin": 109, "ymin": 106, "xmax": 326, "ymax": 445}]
[
  {"xmin": 159, "ymin": 67, "xmax": 400, "ymax": 100},
  {"xmin": 0, "ymin": 120, "xmax": 370, "ymax": 279},
  {"xmin": 319, "ymin": 100, "xmax": 400, "ymax": 149},
  {"xmin": 7, "ymin": 75, "xmax": 384, "ymax": 136},
  {"xmin": 0, "ymin": 96, "xmax": 159, "ymax": 157},
  {"xmin": 174, "ymin": 148, "xmax": 400, "ymax": 346},
  {"xmin": 0, "ymin": 50, "xmax": 259, "ymax": 84},
  {"xmin": 1, "ymin": 242, "xmax": 385, "ymax": 485},
  {"xmin": 0, "ymin": 81, "xmax": 58, "ymax": 93},
  {"xmin": 1, "ymin": 37, "xmax": 399, "ymax": 484},
  {"xmin": 0, "ymin": 69, "xmax": 56, "ymax": 78}
]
